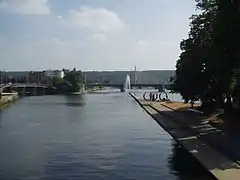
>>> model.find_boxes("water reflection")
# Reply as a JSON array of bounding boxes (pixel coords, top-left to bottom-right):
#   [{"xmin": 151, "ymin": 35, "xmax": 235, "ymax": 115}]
[
  {"xmin": 0, "ymin": 92, "xmax": 214, "ymax": 180},
  {"xmin": 168, "ymin": 141, "xmax": 214, "ymax": 180},
  {"xmin": 63, "ymin": 94, "xmax": 86, "ymax": 107}
]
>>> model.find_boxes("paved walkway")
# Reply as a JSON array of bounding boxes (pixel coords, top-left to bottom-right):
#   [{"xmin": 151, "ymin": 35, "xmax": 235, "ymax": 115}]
[
  {"xmin": 151, "ymin": 102, "xmax": 240, "ymax": 165},
  {"xmin": 130, "ymin": 93, "xmax": 240, "ymax": 180}
]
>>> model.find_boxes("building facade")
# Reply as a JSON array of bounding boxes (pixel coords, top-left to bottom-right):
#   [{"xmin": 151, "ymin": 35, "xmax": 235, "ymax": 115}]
[
  {"xmin": 43, "ymin": 70, "xmax": 64, "ymax": 79},
  {"xmin": 27, "ymin": 70, "xmax": 65, "ymax": 84},
  {"xmin": 28, "ymin": 71, "xmax": 44, "ymax": 83}
]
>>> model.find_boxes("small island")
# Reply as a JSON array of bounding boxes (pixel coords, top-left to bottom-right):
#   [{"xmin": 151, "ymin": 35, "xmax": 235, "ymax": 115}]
[{"xmin": 50, "ymin": 68, "xmax": 85, "ymax": 95}]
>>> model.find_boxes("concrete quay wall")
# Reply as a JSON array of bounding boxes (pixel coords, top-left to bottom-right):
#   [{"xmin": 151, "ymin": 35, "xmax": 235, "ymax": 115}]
[
  {"xmin": 129, "ymin": 92, "xmax": 240, "ymax": 180},
  {"xmin": 0, "ymin": 93, "xmax": 18, "ymax": 107}
]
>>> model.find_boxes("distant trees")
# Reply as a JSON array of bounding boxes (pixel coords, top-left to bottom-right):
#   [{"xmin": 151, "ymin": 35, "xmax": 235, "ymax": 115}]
[
  {"xmin": 52, "ymin": 69, "xmax": 84, "ymax": 93},
  {"xmin": 63, "ymin": 70, "xmax": 84, "ymax": 92},
  {"xmin": 172, "ymin": 0, "xmax": 240, "ymax": 112}
]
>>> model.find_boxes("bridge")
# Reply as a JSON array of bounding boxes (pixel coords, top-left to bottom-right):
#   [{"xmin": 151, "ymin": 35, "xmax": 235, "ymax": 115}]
[
  {"xmin": 0, "ymin": 84, "xmax": 11, "ymax": 90},
  {"xmin": 86, "ymin": 83, "xmax": 172, "ymax": 92},
  {"xmin": 0, "ymin": 82, "xmax": 173, "ymax": 95},
  {"xmin": 1, "ymin": 83, "xmax": 49, "ymax": 96}
]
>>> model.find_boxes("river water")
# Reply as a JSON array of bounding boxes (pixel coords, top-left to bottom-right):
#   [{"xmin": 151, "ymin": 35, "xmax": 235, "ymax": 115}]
[{"xmin": 0, "ymin": 90, "xmax": 213, "ymax": 180}]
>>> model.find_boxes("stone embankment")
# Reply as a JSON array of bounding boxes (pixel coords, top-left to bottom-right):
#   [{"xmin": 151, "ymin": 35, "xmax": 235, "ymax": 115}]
[
  {"xmin": 130, "ymin": 92, "xmax": 240, "ymax": 180},
  {"xmin": 0, "ymin": 93, "xmax": 18, "ymax": 108}
]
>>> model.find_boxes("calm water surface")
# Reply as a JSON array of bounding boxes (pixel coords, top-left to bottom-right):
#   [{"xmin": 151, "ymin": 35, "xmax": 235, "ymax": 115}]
[{"xmin": 0, "ymin": 91, "xmax": 213, "ymax": 180}]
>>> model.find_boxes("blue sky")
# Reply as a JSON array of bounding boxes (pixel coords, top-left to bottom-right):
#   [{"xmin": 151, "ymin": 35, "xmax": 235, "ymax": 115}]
[{"xmin": 0, "ymin": 0, "xmax": 196, "ymax": 71}]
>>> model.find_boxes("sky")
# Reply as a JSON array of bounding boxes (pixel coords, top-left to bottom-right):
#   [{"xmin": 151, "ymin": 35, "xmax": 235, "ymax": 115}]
[{"xmin": 0, "ymin": 0, "xmax": 197, "ymax": 71}]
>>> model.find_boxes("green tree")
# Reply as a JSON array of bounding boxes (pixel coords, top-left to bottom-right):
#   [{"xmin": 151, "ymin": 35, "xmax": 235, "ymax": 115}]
[
  {"xmin": 63, "ymin": 69, "xmax": 84, "ymax": 92},
  {"xmin": 52, "ymin": 77, "xmax": 71, "ymax": 93},
  {"xmin": 172, "ymin": 0, "xmax": 240, "ymax": 112},
  {"xmin": 172, "ymin": 10, "xmax": 215, "ymax": 103}
]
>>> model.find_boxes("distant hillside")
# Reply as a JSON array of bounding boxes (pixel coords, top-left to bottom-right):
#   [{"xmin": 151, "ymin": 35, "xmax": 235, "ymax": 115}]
[{"xmin": 86, "ymin": 70, "xmax": 175, "ymax": 84}]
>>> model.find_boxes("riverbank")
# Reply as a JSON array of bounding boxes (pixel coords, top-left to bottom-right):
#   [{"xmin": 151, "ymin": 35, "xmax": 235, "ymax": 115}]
[
  {"xmin": 0, "ymin": 93, "xmax": 18, "ymax": 108},
  {"xmin": 85, "ymin": 87, "xmax": 103, "ymax": 93},
  {"xmin": 130, "ymin": 92, "xmax": 240, "ymax": 180}
]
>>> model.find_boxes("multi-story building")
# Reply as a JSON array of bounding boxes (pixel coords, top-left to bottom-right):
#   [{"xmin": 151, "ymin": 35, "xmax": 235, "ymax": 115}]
[
  {"xmin": 55, "ymin": 70, "xmax": 65, "ymax": 78},
  {"xmin": 0, "ymin": 71, "xmax": 29, "ymax": 83},
  {"xmin": 27, "ymin": 70, "xmax": 65, "ymax": 84},
  {"xmin": 0, "ymin": 70, "xmax": 66, "ymax": 84},
  {"xmin": 41, "ymin": 70, "xmax": 65, "ymax": 85},
  {"xmin": 43, "ymin": 70, "xmax": 64, "ymax": 79},
  {"xmin": 28, "ymin": 71, "xmax": 44, "ymax": 83}
]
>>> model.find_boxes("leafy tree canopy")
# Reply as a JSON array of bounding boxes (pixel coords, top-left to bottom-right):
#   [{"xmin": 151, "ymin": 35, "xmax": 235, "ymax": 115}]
[
  {"xmin": 172, "ymin": 0, "xmax": 240, "ymax": 112},
  {"xmin": 52, "ymin": 69, "xmax": 84, "ymax": 93},
  {"xmin": 63, "ymin": 69, "xmax": 84, "ymax": 92}
]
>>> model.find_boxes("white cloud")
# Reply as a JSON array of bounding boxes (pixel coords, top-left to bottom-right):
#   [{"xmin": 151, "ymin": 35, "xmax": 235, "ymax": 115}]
[
  {"xmin": 0, "ymin": 0, "xmax": 50, "ymax": 15},
  {"xmin": 91, "ymin": 33, "xmax": 107, "ymax": 43},
  {"xmin": 66, "ymin": 6, "xmax": 125, "ymax": 32},
  {"xmin": 56, "ymin": 15, "xmax": 62, "ymax": 20},
  {"xmin": 0, "ymin": 38, "xmax": 180, "ymax": 71},
  {"xmin": 137, "ymin": 41, "xmax": 148, "ymax": 46}
]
